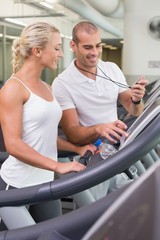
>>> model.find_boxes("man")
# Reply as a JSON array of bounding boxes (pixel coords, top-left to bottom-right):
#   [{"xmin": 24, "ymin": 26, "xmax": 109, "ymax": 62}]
[{"xmin": 52, "ymin": 21, "xmax": 148, "ymax": 205}]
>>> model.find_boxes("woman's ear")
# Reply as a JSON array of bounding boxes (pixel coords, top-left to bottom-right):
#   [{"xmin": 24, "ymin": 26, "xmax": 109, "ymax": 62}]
[{"xmin": 32, "ymin": 47, "xmax": 41, "ymax": 57}]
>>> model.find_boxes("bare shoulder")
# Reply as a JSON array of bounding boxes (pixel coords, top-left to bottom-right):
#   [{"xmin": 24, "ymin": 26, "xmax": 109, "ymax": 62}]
[
  {"xmin": 43, "ymin": 81, "xmax": 52, "ymax": 91},
  {"xmin": 0, "ymin": 78, "xmax": 27, "ymax": 104}
]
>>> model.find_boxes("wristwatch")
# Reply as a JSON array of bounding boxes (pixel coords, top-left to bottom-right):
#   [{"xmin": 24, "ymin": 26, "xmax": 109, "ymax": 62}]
[{"xmin": 131, "ymin": 97, "xmax": 142, "ymax": 105}]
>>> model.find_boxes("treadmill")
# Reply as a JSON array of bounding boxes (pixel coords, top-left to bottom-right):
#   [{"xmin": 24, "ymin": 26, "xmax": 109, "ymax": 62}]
[
  {"xmin": 0, "ymin": 104, "xmax": 159, "ymax": 240},
  {"xmin": 118, "ymin": 77, "xmax": 160, "ymax": 122},
  {"xmin": 0, "ymin": 97, "xmax": 159, "ymax": 234},
  {"xmin": 82, "ymin": 160, "xmax": 160, "ymax": 240}
]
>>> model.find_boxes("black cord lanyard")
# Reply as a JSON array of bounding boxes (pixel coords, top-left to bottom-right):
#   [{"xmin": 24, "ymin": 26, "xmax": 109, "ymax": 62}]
[{"xmin": 75, "ymin": 62, "xmax": 131, "ymax": 89}]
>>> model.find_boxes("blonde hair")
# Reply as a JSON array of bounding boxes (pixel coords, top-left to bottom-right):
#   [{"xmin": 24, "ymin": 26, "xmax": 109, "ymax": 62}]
[{"xmin": 12, "ymin": 22, "xmax": 60, "ymax": 73}]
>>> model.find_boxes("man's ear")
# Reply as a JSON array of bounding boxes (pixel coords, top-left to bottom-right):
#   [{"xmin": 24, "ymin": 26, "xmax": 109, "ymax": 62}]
[
  {"xmin": 70, "ymin": 40, "xmax": 76, "ymax": 52},
  {"xmin": 32, "ymin": 47, "xmax": 41, "ymax": 57}
]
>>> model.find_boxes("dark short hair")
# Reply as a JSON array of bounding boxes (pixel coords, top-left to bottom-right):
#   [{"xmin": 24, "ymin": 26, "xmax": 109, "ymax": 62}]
[{"xmin": 72, "ymin": 21, "xmax": 99, "ymax": 44}]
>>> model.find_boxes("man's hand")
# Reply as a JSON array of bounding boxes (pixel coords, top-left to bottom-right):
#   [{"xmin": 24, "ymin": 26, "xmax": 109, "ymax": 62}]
[
  {"xmin": 95, "ymin": 120, "xmax": 128, "ymax": 143},
  {"xmin": 131, "ymin": 76, "xmax": 148, "ymax": 102}
]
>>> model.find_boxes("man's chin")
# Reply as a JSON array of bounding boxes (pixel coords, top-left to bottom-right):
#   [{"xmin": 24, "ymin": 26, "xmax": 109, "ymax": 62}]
[{"xmin": 89, "ymin": 59, "xmax": 99, "ymax": 66}]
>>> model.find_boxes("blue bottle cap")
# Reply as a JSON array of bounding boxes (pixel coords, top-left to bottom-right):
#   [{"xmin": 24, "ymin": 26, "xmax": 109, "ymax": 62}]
[{"xmin": 94, "ymin": 139, "xmax": 102, "ymax": 147}]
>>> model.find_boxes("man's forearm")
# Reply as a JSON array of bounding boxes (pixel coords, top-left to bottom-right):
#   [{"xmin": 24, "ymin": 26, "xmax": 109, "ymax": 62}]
[
  {"xmin": 63, "ymin": 125, "xmax": 99, "ymax": 145},
  {"xmin": 129, "ymin": 98, "xmax": 144, "ymax": 116}
]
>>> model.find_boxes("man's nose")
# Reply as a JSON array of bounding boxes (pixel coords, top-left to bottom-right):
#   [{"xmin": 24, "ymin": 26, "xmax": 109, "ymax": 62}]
[{"xmin": 90, "ymin": 47, "xmax": 98, "ymax": 55}]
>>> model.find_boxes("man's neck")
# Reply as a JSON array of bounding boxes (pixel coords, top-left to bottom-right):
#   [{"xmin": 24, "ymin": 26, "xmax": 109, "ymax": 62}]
[{"xmin": 74, "ymin": 60, "xmax": 97, "ymax": 80}]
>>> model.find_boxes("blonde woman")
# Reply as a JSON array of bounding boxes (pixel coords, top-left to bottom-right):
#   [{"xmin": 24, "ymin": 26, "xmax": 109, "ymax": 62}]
[{"xmin": 0, "ymin": 22, "xmax": 95, "ymax": 223}]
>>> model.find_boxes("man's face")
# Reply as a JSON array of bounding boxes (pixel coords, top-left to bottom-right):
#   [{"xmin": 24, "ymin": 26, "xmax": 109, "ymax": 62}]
[{"xmin": 71, "ymin": 30, "xmax": 103, "ymax": 69}]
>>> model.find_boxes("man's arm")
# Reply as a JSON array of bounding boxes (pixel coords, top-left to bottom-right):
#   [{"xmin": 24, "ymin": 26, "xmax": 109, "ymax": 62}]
[
  {"xmin": 118, "ymin": 77, "xmax": 148, "ymax": 117},
  {"xmin": 60, "ymin": 109, "xmax": 98, "ymax": 145},
  {"xmin": 61, "ymin": 108, "xmax": 128, "ymax": 145}
]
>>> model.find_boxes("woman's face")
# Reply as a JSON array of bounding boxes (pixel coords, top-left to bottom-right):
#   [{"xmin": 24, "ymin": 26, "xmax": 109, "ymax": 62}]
[{"xmin": 40, "ymin": 32, "xmax": 63, "ymax": 70}]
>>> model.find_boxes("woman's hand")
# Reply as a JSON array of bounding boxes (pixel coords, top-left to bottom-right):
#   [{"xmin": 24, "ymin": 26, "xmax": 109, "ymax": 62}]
[
  {"xmin": 56, "ymin": 161, "xmax": 86, "ymax": 174},
  {"xmin": 76, "ymin": 144, "xmax": 97, "ymax": 156}
]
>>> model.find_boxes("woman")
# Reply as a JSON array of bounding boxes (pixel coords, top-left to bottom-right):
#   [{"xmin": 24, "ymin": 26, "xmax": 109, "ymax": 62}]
[{"xmin": 0, "ymin": 22, "xmax": 95, "ymax": 224}]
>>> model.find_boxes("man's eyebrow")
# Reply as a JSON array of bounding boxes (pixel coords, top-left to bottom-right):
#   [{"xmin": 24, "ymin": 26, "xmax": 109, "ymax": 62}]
[
  {"xmin": 97, "ymin": 42, "xmax": 103, "ymax": 46},
  {"xmin": 83, "ymin": 42, "xmax": 103, "ymax": 47}
]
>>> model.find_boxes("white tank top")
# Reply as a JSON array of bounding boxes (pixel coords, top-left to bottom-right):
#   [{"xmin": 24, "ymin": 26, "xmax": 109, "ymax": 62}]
[{"xmin": 1, "ymin": 77, "xmax": 62, "ymax": 188}]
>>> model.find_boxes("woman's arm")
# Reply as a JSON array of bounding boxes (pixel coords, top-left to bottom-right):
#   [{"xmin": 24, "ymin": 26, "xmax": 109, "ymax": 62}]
[
  {"xmin": 57, "ymin": 137, "xmax": 96, "ymax": 156},
  {"xmin": 0, "ymin": 80, "xmax": 86, "ymax": 174}
]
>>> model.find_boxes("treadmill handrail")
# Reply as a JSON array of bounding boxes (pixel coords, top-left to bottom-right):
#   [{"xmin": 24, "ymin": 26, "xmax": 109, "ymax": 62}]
[
  {"xmin": 120, "ymin": 97, "xmax": 160, "ymax": 148},
  {"xmin": 0, "ymin": 184, "xmax": 130, "ymax": 240},
  {"xmin": 144, "ymin": 86, "xmax": 160, "ymax": 110}
]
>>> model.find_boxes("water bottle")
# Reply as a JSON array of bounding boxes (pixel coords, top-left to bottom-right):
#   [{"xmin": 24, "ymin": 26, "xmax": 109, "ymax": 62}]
[{"xmin": 94, "ymin": 139, "xmax": 117, "ymax": 160}]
